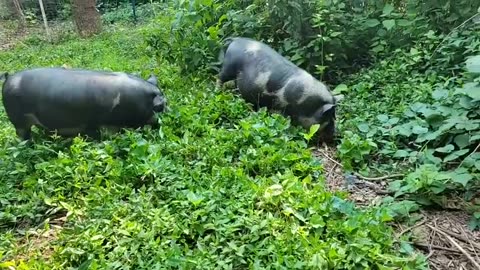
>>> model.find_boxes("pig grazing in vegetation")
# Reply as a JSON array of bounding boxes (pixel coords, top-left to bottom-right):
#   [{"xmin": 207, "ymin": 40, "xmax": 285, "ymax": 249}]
[
  {"xmin": 217, "ymin": 37, "xmax": 343, "ymax": 142},
  {"xmin": 1, "ymin": 67, "xmax": 167, "ymax": 141}
]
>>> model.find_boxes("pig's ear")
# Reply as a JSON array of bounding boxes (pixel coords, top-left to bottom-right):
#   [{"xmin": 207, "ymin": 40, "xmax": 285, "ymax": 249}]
[
  {"xmin": 322, "ymin": 103, "xmax": 336, "ymax": 114},
  {"xmin": 0, "ymin": 72, "xmax": 8, "ymax": 81},
  {"xmin": 147, "ymin": 74, "xmax": 158, "ymax": 86},
  {"xmin": 314, "ymin": 103, "xmax": 336, "ymax": 120}
]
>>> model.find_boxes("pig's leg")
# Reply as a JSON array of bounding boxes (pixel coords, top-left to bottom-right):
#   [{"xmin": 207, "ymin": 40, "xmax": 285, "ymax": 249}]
[
  {"xmin": 217, "ymin": 53, "xmax": 240, "ymax": 89},
  {"xmin": 85, "ymin": 125, "xmax": 101, "ymax": 140},
  {"xmin": 15, "ymin": 125, "xmax": 32, "ymax": 141},
  {"xmin": 147, "ymin": 115, "xmax": 160, "ymax": 129},
  {"xmin": 10, "ymin": 114, "xmax": 33, "ymax": 141}
]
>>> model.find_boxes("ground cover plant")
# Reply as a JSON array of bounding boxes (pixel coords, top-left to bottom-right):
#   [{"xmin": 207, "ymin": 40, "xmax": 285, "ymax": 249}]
[
  {"xmin": 1, "ymin": 0, "xmax": 479, "ymax": 269},
  {"xmin": 0, "ymin": 23, "xmax": 429, "ymax": 270}
]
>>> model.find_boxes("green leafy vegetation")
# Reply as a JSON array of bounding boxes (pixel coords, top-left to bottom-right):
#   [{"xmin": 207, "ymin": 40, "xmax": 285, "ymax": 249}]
[
  {"xmin": 0, "ymin": 26, "xmax": 427, "ymax": 269},
  {"xmin": 142, "ymin": 0, "xmax": 480, "ymax": 227},
  {"xmin": 1, "ymin": 0, "xmax": 480, "ymax": 268}
]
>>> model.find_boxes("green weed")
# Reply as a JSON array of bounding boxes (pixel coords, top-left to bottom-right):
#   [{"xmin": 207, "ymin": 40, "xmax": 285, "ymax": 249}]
[{"xmin": 0, "ymin": 22, "xmax": 428, "ymax": 269}]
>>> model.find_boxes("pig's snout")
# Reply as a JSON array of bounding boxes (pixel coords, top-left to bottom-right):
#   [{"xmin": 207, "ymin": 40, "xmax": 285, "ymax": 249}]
[{"xmin": 152, "ymin": 95, "xmax": 167, "ymax": 112}]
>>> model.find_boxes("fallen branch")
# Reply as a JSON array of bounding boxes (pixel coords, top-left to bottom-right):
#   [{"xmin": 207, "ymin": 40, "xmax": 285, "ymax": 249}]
[
  {"xmin": 320, "ymin": 151, "xmax": 343, "ymax": 168},
  {"xmin": 429, "ymin": 262, "xmax": 440, "ymax": 270},
  {"xmin": 414, "ymin": 242, "xmax": 462, "ymax": 253},
  {"xmin": 426, "ymin": 224, "xmax": 480, "ymax": 270},
  {"xmin": 355, "ymin": 179, "xmax": 392, "ymax": 195},
  {"xmin": 320, "ymin": 151, "xmax": 404, "ymax": 181},
  {"xmin": 457, "ymin": 142, "xmax": 480, "ymax": 169},
  {"xmin": 426, "ymin": 250, "xmax": 435, "ymax": 259},
  {"xmin": 326, "ymin": 163, "xmax": 337, "ymax": 179},
  {"xmin": 439, "ymin": 228, "xmax": 480, "ymax": 250},
  {"xmin": 459, "ymin": 225, "xmax": 480, "ymax": 263},
  {"xmin": 354, "ymin": 172, "xmax": 404, "ymax": 181},
  {"xmin": 397, "ymin": 218, "xmax": 427, "ymax": 237}
]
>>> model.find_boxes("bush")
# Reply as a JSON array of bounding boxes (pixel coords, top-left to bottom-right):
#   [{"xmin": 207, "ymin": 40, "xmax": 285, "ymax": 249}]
[
  {"xmin": 144, "ymin": 0, "xmax": 480, "ymax": 84},
  {"xmin": 335, "ymin": 14, "xmax": 480, "ymax": 228}
]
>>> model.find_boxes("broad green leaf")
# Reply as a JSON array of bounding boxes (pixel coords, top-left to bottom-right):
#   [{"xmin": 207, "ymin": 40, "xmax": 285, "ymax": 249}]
[
  {"xmin": 394, "ymin": 150, "xmax": 409, "ymax": 158},
  {"xmin": 330, "ymin": 31, "xmax": 342, "ymax": 37},
  {"xmin": 432, "ymin": 89, "xmax": 449, "ymax": 100},
  {"xmin": 444, "ymin": 149, "xmax": 470, "ymax": 162},
  {"xmin": 382, "ymin": 19, "xmax": 396, "ymax": 30},
  {"xmin": 437, "ymin": 105, "xmax": 455, "ymax": 116},
  {"xmin": 333, "ymin": 83, "xmax": 348, "ymax": 94},
  {"xmin": 400, "ymin": 241, "xmax": 415, "ymax": 254},
  {"xmin": 91, "ymin": 235, "xmax": 104, "ymax": 241},
  {"xmin": 63, "ymin": 247, "xmax": 85, "ymax": 255},
  {"xmin": 357, "ymin": 123, "xmax": 370, "ymax": 133},
  {"xmin": 309, "ymin": 253, "xmax": 327, "ymax": 268},
  {"xmin": 454, "ymin": 134, "xmax": 470, "ymax": 149},
  {"xmin": 365, "ymin": 19, "xmax": 380, "ymax": 27},
  {"xmin": 456, "ymin": 120, "xmax": 480, "ymax": 131},
  {"xmin": 304, "ymin": 124, "xmax": 320, "ymax": 140},
  {"xmin": 424, "ymin": 130, "xmax": 441, "ymax": 141},
  {"xmin": 423, "ymin": 150, "xmax": 442, "ymax": 165},
  {"xmin": 438, "ymin": 121, "xmax": 456, "ymax": 132},
  {"xmin": 382, "ymin": 4, "xmax": 394, "ymax": 15},
  {"xmin": 421, "ymin": 109, "xmax": 440, "ymax": 120},
  {"xmin": 471, "ymin": 134, "xmax": 480, "ymax": 142},
  {"xmin": 388, "ymin": 117, "xmax": 400, "ymax": 125},
  {"xmin": 458, "ymin": 96, "xmax": 474, "ymax": 109},
  {"xmin": 430, "ymin": 182, "xmax": 446, "ymax": 194},
  {"xmin": 476, "ymin": 161, "xmax": 480, "ymax": 171},
  {"xmin": 435, "ymin": 144, "xmax": 454, "ymax": 153},
  {"xmin": 459, "ymin": 82, "xmax": 480, "ymax": 100},
  {"xmin": 396, "ymin": 124, "xmax": 413, "ymax": 137},
  {"xmin": 397, "ymin": 19, "xmax": 412, "ymax": 26},
  {"xmin": 264, "ymin": 184, "xmax": 283, "ymax": 199},
  {"xmin": 468, "ymin": 218, "xmax": 480, "ymax": 230},
  {"xmin": 412, "ymin": 126, "xmax": 428, "ymax": 134},
  {"xmin": 0, "ymin": 261, "xmax": 15, "ymax": 268},
  {"xmin": 377, "ymin": 114, "xmax": 389, "ymax": 123},
  {"xmin": 372, "ymin": 44, "xmax": 385, "ymax": 53},
  {"xmin": 410, "ymin": 102, "xmax": 428, "ymax": 113},
  {"xmin": 451, "ymin": 173, "xmax": 472, "ymax": 187},
  {"xmin": 466, "ymin": 55, "xmax": 480, "ymax": 73},
  {"xmin": 187, "ymin": 191, "xmax": 204, "ymax": 206},
  {"xmin": 78, "ymin": 259, "xmax": 93, "ymax": 270},
  {"xmin": 310, "ymin": 214, "xmax": 325, "ymax": 228}
]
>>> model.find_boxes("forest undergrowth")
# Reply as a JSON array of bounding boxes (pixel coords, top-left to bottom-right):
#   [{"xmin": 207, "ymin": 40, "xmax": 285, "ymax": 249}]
[{"xmin": 1, "ymin": 1, "xmax": 479, "ymax": 269}]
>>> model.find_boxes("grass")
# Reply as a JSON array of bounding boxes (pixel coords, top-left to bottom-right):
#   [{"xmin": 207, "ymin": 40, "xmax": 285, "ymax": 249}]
[{"xmin": 0, "ymin": 21, "xmax": 431, "ymax": 269}]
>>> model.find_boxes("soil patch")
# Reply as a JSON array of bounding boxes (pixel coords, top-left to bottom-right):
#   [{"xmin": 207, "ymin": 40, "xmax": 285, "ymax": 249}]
[{"xmin": 315, "ymin": 144, "xmax": 480, "ymax": 270}]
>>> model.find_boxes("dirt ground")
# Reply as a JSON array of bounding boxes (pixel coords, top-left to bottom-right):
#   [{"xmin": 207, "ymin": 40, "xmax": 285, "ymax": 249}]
[
  {"xmin": 315, "ymin": 144, "xmax": 480, "ymax": 270},
  {"xmin": 0, "ymin": 20, "xmax": 75, "ymax": 51}
]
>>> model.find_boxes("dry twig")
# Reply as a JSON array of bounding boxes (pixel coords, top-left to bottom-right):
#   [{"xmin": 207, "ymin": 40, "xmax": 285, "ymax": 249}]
[
  {"xmin": 459, "ymin": 225, "xmax": 480, "ymax": 262},
  {"xmin": 397, "ymin": 218, "xmax": 427, "ymax": 237},
  {"xmin": 326, "ymin": 163, "xmax": 337, "ymax": 179},
  {"xmin": 440, "ymin": 229, "xmax": 480, "ymax": 250},
  {"xmin": 426, "ymin": 250, "xmax": 435, "ymax": 259},
  {"xmin": 426, "ymin": 224, "xmax": 480, "ymax": 270},
  {"xmin": 354, "ymin": 172, "xmax": 404, "ymax": 181},
  {"xmin": 320, "ymin": 151, "xmax": 343, "ymax": 168},
  {"xmin": 319, "ymin": 151, "xmax": 403, "ymax": 181},
  {"xmin": 414, "ymin": 242, "xmax": 463, "ymax": 253}
]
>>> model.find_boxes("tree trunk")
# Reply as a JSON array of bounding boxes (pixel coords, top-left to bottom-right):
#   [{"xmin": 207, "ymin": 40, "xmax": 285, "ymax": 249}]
[
  {"xmin": 72, "ymin": 0, "xmax": 102, "ymax": 38},
  {"xmin": 38, "ymin": 0, "xmax": 52, "ymax": 41},
  {"xmin": 11, "ymin": 0, "xmax": 26, "ymax": 29}
]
